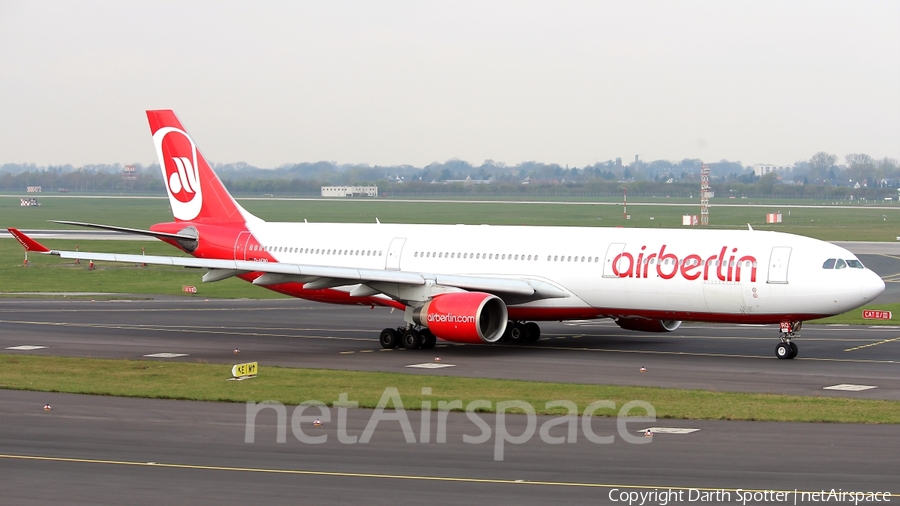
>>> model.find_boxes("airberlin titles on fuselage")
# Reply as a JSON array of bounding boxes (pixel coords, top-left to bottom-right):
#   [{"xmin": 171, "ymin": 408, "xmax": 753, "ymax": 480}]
[{"xmin": 612, "ymin": 245, "xmax": 758, "ymax": 282}]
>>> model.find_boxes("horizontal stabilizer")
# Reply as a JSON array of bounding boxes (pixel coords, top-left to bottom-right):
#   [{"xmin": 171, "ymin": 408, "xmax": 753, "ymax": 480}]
[{"xmin": 50, "ymin": 221, "xmax": 199, "ymax": 241}]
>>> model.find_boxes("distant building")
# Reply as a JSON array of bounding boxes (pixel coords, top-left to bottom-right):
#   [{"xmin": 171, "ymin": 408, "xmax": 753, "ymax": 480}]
[
  {"xmin": 26, "ymin": 186, "xmax": 42, "ymax": 193},
  {"xmin": 753, "ymin": 164, "xmax": 790, "ymax": 177},
  {"xmin": 443, "ymin": 175, "xmax": 491, "ymax": 185},
  {"xmin": 321, "ymin": 186, "xmax": 378, "ymax": 197}
]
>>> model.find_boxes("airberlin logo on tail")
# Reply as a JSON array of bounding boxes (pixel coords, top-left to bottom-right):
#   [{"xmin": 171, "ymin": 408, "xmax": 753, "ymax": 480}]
[
  {"xmin": 153, "ymin": 126, "xmax": 203, "ymax": 221},
  {"xmin": 168, "ymin": 156, "xmax": 198, "ymax": 198}
]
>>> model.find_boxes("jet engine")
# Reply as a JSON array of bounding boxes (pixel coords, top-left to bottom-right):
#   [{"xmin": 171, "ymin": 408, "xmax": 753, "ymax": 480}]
[
  {"xmin": 412, "ymin": 292, "xmax": 508, "ymax": 344},
  {"xmin": 615, "ymin": 318, "xmax": 682, "ymax": 333}
]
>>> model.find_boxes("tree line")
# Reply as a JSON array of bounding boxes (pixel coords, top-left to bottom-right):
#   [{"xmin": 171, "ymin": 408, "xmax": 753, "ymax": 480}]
[{"xmin": 1, "ymin": 152, "xmax": 897, "ymax": 200}]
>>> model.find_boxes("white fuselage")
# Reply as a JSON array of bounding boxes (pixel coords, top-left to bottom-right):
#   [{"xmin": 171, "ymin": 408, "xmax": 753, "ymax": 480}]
[{"xmin": 244, "ymin": 221, "xmax": 884, "ymax": 322}]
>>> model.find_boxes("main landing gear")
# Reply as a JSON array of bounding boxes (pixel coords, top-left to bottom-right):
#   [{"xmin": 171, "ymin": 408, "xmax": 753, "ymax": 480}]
[
  {"xmin": 502, "ymin": 321, "xmax": 541, "ymax": 344},
  {"xmin": 379, "ymin": 327, "xmax": 436, "ymax": 350},
  {"xmin": 775, "ymin": 321, "xmax": 801, "ymax": 359},
  {"xmin": 377, "ymin": 321, "xmax": 543, "ymax": 350}
]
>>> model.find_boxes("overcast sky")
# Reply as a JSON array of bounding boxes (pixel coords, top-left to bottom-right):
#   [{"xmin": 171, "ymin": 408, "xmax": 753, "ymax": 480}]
[{"xmin": 1, "ymin": 1, "xmax": 897, "ymax": 168}]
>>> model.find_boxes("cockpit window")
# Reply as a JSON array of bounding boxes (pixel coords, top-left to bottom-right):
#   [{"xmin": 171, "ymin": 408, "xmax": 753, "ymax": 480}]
[
  {"xmin": 847, "ymin": 259, "xmax": 864, "ymax": 269},
  {"xmin": 822, "ymin": 259, "xmax": 836, "ymax": 269},
  {"xmin": 835, "ymin": 259, "xmax": 847, "ymax": 269}
]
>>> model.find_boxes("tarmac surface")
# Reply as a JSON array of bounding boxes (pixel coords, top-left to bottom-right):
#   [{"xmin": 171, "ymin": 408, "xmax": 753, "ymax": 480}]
[{"xmin": 1, "ymin": 389, "xmax": 897, "ymax": 505}]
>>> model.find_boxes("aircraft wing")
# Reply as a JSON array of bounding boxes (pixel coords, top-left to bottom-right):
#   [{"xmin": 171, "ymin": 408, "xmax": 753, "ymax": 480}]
[{"xmin": 6, "ymin": 228, "xmax": 564, "ymax": 300}]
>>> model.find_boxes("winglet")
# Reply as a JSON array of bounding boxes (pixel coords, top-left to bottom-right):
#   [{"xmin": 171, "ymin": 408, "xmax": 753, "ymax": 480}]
[{"xmin": 7, "ymin": 229, "xmax": 51, "ymax": 253}]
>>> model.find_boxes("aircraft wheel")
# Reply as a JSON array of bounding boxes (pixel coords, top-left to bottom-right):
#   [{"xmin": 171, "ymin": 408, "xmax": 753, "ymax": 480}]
[
  {"xmin": 524, "ymin": 322, "xmax": 541, "ymax": 343},
  {"xmin": 775, "ymin": 342, "xmax": 793, "ymax": 359},
  {"xmin": 402, "ymin": 329, "xmax": 422, "ymax": 350},
  {"xmin": 421, "ymin": 329, "xmax": 437, "ymax": 350},
  {"xmin": 499, "ymin": 324, "xmax": 512, "ymax": 342},
  {"xmin": 789, "ymin": 342, "xmax": 798, "ymax": 358},
  {"xmin": 508, "ymin": 322, "xmax": 527, "ymax": 343},
  {"xmin": 379, "ymin": 328, "xmax": 400, "ymax": 349}
]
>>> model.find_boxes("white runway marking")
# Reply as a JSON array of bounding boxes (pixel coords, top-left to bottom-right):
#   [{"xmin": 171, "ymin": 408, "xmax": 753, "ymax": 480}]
[
  {"xmin": 143, "ymin": 353, "xmax": 189, "ymax": 358},
  {"xmin": 823, "ymin": 384, "xmax": 877, "ymax": 392},
  {"xmin": 406, "ymin": 363, "xmax": 456, "ymax": 369},
  {"xmin": 5, "ymin": 345, "xmax": 47, "ymax": 351},
  {"xmin": 638, "ymin": 427, "xmax": 700, "ymax": 434}
]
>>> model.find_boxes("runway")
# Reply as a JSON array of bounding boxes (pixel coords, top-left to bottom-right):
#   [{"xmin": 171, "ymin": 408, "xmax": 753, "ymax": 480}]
[
  {"xmin": 1, "ymin": 389, "xmax": 896, "ymax": 505},
  {"xmin": 2, "ymin": 296, "xmax": 900, "ymax": 400}
]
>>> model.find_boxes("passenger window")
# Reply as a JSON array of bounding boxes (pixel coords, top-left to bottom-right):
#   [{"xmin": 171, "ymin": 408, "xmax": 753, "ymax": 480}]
[
  {"xmin": 835, "ymin": 259, "xmax": 847, "ymax": 269},
  {"xmin": 847, "ymin": 259, "xmax": 864, "ymax": 269}
]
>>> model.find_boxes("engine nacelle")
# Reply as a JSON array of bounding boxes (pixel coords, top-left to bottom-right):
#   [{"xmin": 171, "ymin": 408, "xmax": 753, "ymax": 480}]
[
  {"xmin": 412, "ymin": 292, "xmax": 508, "ymax": 344},
  {"xmin": 615, "ymin": 318, "xmax": 682, "ymax": 333}
]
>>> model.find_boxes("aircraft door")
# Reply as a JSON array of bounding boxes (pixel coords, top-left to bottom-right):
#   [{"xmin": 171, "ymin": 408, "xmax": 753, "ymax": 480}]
[
  {"xmin": 767, "ymin": 247, "xmax": 792, "ymax": 284},
  {"xmin": 603, "ymin": 243, "xmax": 626, "ymax": 278},
  {"xmin": 234, "ymin": 231, "xmax": 251, "ymax": 261},
  {"xmin": 386, "ymin": 237, "xmax": 406, "ymax": 270}
]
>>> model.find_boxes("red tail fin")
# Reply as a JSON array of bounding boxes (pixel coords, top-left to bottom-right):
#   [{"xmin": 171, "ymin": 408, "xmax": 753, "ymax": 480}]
[{"xmin": 147, "ymin": 110, "xmax": 245, "ymax": 223}]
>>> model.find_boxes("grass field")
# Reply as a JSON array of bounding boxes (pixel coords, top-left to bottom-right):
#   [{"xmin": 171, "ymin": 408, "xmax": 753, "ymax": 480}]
[
  {"xmin": 3, "ymin": 195, "xmax": 900, "ymax": 241},
  {"xmin": 2, "ymin": 354, "xmax": 898, "ymax": 423}
]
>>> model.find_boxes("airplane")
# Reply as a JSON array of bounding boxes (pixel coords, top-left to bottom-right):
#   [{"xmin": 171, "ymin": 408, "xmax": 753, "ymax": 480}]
[{"xmin": 7, "ymin": 110, "xmax": 885, "ymax": 359}]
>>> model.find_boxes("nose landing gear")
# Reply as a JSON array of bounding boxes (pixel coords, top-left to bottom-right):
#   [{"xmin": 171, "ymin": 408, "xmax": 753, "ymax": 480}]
[{"xmin": 776, "ymin": 321, "xmax": 801, "ymax": 359}]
